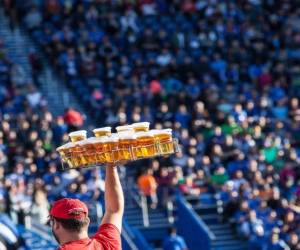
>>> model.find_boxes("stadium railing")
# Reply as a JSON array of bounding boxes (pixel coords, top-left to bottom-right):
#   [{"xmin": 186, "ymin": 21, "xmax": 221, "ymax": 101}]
[
  {"xmin": 122, "ymin": 220, "xmax": 154, "ymax": 250},
  {"xmin": 176, "ymin": 194, "xmax": 216, "ymax": 250}
]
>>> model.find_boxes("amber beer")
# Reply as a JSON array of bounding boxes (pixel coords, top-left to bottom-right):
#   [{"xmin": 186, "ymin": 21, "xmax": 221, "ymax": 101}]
[
  {"xmin": 152, "ymin": 129, "xmax": 174, "ymax": 155},
  {"xmin": 132, "ymin": 122, "xmax": 150, "ymax": 132},
  {"xmin": 79, "ymin": 138, "xmax": 98, "ymax": 166},
  {"xmin": 57, "ymin": 142, "xmax": 79, "ymax": 168},
  {"xmin": 93, "ymin": 137, "xmax": 107, "ymax": 164},
  {"xmin": 102, "ymin": 135, "xmax": 119, "ymax": 163},
  {"xmin": 74, "ymin": 141, "xmax": 89, "ymax": 167},
  {"xmin": 68, "ymin": 130, "xmax": 87, "ymax": 142},
  {"xmin": 93, "ymin": 127, "xmax": 112, "ymax": 137},
  {"xmin": 118, "ymin": 133, "xmax": 136, "ymax": 161},
  {"xmin": 136, "ymin": 132, "xmax": 155, "ymax": 158},
  {"xmin": 56, "ymin": 144, "xmax": 71, "ymax": 167}
]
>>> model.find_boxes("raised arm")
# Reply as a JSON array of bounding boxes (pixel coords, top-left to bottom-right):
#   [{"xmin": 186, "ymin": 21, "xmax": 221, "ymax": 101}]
[{"xmin": 100, "ymin": 164, "xmax": 124, "ymax": 232}]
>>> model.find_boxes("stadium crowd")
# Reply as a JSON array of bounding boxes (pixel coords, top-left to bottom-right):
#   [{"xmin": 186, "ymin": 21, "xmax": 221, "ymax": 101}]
[
  {"xmin": 2, "ymin": 0, "xmax": 300, "ymax": 249},
  {"xmin": 0, "ymin": 38, "xmax": 105, "ymax": 231}
]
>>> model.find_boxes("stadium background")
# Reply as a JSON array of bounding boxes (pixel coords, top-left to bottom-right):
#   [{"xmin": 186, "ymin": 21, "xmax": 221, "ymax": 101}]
[{"xmin": 0, "ymin": 0, "xmax": 300, "ymax": 249}]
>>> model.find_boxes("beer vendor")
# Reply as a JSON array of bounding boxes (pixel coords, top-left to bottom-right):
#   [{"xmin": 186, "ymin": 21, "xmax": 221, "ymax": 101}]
[{"xmin": 48, "ymin": 164, "xmax": 124, "ymax": 250}]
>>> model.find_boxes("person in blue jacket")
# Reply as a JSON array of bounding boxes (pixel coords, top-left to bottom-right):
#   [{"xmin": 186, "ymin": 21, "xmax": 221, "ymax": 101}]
[{"xmin": 163, "ymin": 227, "xmax": 188, "ymax": 250}]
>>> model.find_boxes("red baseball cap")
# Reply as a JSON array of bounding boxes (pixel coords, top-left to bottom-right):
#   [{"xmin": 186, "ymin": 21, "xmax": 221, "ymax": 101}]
[{"xmin": 50, "ymin": 198, "xmax": 88, "ymax": 220}]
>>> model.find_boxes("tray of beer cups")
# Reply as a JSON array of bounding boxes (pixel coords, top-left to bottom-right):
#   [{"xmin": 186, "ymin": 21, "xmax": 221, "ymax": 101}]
[{"xmin": 56, "ymin": 122, "xmax": 181, "ymax": 170}]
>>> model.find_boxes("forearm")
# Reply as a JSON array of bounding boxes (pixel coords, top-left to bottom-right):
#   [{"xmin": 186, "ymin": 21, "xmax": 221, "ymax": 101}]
[{"xmin": 104, "ymin": 165, "xmax": 124, "ymax": 215}]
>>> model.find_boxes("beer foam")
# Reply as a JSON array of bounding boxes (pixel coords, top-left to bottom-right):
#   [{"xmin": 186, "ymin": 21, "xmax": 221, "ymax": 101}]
[
  {"xmin": 136, "ymin": 131, "xmax": 153, "ymax": 138},
  {"xmin": 118, "ymin": 132, "xmax": 137, "ymax": 140},
  {"xmin": 61, "ymin": 142, "xmax": 76, "ymax": 149},
  {"xmin": 68, "ymin": 130, "xmax": 87, "ymax": 137},
  {"xmin": 132, "ymin": 122, "xmax": 150, "ymax": 128},
  {"xmin": 116, "ymin": 125, "xmax": 133, "ymax": 132},
  {"xmin": 93, "ymin": 135, "xmax": 118, "ymax": 143},
  {"xmin": 93, "ymin": 127, "xmax": 111, "ymax": 133},
  {"xmin": 163, "ymin": 128, "xmax": 172, "ymax": 134},
  {"xmin": 97, "ymin": 136, "xmax": 110, "ymax": 143},
  {"xmin": 77, "ymin": 137, "xmax": 99, "ymax": 145},
  {"xmin": 150, "ymin": 129, "xmax": 172, "ymax": 136},
  {"xmin": 108, "ymin": 134, "xmax": 119, "ymax": 142},
  {"xmin": 88, "ymin": 137, "xmax": 103, "ymax": 143},
  {"xmin": 56, "ymin": 144, "xmax": 65, "ymax": 151}
]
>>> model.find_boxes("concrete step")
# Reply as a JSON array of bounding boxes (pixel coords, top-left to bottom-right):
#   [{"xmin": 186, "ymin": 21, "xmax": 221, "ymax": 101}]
[
  {"xmin": 135, "ymin": 223, "xmax": 172, "ymax": 230},
  {"xmin": 200, "ymin": 214, "xmax": 220, "ymax": 224},
  {"xmin": 127, "ymin": 220, "xmax": 170, "ymax": 228},
  {"xmin": 209, "ymin": 223, "xmax": 232, "ymax": 230},
  {"xmin": 125, "ymin": 209, "xmax": 165, "ymax": 216},
  {"xmin": 126, "ymin": 217, "xmax": 169, "ymax": 224},
  {"xmin": 212, "ymin": 245, "xmax": 247, "ymax": 250},
  {"xmin": 193, "ymin": 203, "xmax": 218, "ymax": 215},
  {"xmin": 211, "ymin": 228, "xmax": 234, "ymax": 237},
  {"xmin": 211, "ymin": 239, "xmax": 245, "ymax": 248}
]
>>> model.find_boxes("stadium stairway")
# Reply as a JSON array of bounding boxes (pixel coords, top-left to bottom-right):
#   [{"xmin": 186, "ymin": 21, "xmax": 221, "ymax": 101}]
[
  {"xmin": 122, "ymin": 164, "xmax": 173, "ymax": 250},
  {"xmin": 185, "ymin": 193, "xmax": 248, "ymax": 250},
  {"xmin": 0, "ymin": 12, "xmax": 32, "ymax": 81},
  {"xmin": 0, "ymin": 8, "xmax": 89, "ymax": 121}
]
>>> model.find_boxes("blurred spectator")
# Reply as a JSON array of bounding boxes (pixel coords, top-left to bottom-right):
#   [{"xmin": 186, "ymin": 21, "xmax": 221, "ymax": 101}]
[
  {"xmin": 10, "ymin": 64, "xmax": 26, "ymax": 87},
  {"xmin": 29, "ymin": 48, "xmax": 43, "ymax": 83},
  {"xmin": 26, "ymin": 84, "xmax": 42, "ymax": 108},
  {"xmin": 137, "ymin": 168, "xmax": 158, "ymax": 209},
  {"xmin": 31, "ymin": 188, "xmax": 49, "ymax": 224},
  {"xmin": 24, "ymin": 5, "xmax": 42, "ymax": 31},
  {"xmin": 63, "ymin": 107, "xmax": 84, "ymax": 131},
  {"xmin": 179, "ymin": 175, "xmax": 200, "ymax": 197},
  {"xmin": 163, "ymin": 227, "xmax": 188, "ymax": 250},
  {"xmin": 156, "ymin": 167, "xmax": 173, "ymax": 208}
]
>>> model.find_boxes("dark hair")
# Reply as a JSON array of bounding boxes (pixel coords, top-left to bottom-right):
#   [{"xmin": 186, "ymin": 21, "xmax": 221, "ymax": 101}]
[
  {"xmin": 169, "ymin": 227, "xmax": 177, "ymax": 235},
  {"xmin": 53, "ymin": 217, "xmax": 89, "ymax": 232}
]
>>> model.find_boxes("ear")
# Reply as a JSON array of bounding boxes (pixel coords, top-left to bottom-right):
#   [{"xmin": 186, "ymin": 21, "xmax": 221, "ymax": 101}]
[{"xmin": 53, "ymin": 219, "xmax": 60, "ymax": 230}]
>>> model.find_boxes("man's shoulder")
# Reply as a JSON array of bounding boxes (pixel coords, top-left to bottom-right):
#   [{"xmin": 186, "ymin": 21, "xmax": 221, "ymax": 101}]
[
  {"xmin": 94, "ymin": 223, "xmax": 121, "ymax": 238},
  {"xmin": 93, "ymin": 223, "xmax": 121, "ymax": 250}
]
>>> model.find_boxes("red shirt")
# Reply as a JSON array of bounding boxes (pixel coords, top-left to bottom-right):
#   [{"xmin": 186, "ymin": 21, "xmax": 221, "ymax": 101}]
[{"xmin": 57, "ymin": 223, "xmax": 121, "ymax": 250}]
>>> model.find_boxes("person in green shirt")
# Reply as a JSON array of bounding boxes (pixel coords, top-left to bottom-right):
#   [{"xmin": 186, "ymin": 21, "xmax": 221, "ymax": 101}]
[{"xmin": 211, "ymin": 166, "xmax": 229, "ymax": 186}]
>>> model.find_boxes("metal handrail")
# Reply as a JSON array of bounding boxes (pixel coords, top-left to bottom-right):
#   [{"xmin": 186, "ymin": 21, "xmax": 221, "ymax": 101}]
[
  {"xmin": 129, "ymin": 186, "xmax": 142, "ymax": 208},
  {"xmin": 122, "ymin": 222, "xmax": 139, "ymax": 250},
  {"xmin": 140, "ymin": 195, "xmax": 149, "ymax": 227},
  {"xmin": 128, "ymin": 184, "xmax": 150, "ymax": 227}
]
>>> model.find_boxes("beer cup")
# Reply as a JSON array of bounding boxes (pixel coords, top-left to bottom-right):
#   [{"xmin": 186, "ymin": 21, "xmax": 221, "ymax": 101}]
[
  {"xmin": 56, "ymin": 144, "xmax": 70, "ymax": 167},
  {"xmin": 58, "ymin": 142, "xmax": 79, "ymax": 168},
  {"xmin": 103, "ymin": 134, "xmax": 119, "ymax": 163},
  {"xmin": 118, "ymin": 132, "xmax": 137, "ymax": 161},
  {"xmin": 151, "ymin": 129, "xmax": 174, "ymax": 155},
  {"xmin": 132, "ymin": 122, "xmax": 150, "ymax": 132},
  {"xmin": 78, "ymin": 138, "xmax": 98, "ymax": 166},
  {"xmin": 92, "ymin": 135, "xmax": 117, "ymax": 164},
  {"xmin": 68, "ymin": 130, "xmax": 87, "ymax": 142},
  {"xmin": 93, "ymin": 137, "xmax": 107, "ymax": 164},
  {"xmin": 74, "ymin": 141, "xmax": 89, "ymax": 167},
  {"xmin": 93, "ymin": 127, "xmax": 112, "ymax": 137},
  {"xmin": 136, "ymin": 131, "xmax": 155, "ymax": 158}
]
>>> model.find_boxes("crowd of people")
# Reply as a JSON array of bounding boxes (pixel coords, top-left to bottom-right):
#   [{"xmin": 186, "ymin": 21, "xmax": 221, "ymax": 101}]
[
  {"xmin": 2, "ymin": 0, "xmax": 300, "ymax": 249},
  {"xmin": 0, "ymin": 38, "xmax": 105, "ymax": 232}
]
